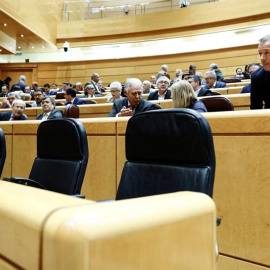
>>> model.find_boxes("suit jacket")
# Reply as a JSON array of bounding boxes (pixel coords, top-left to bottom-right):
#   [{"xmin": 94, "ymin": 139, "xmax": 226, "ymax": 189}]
[
  {"xmin": 250, "ymin": 67, "xmax": 270, "ymax": 109},
  {"xmin": 203, "ymin": 81, "xmax": 227, "ymax": 90},
  {"xmin": 36, "ymin": 109, "xmax": 63, "ymax": 120},
  {"xmin": 108, "ymin": 98, "xmax": 159, "ymax": 117},
  {"xmin": 0, "ymin": 93, "xmax": 8, "ymax": 97},
  {"xmin": 0, "ymin": 112, "xmax": 28, "ymax": 121},
  {"xmin": 147, "ymin": 90, "xmax": 171, "ymax": 100},
  {"xmin": 44, "ymin": 90, "xmax": 57, "ymax": 96},
  {"xmin": 64, "ymin": 97, "xmax": 86, "ymax": 105},
  {"xmin": 197, "ymin": 88, "xmax": 213, "ymax": 97},
  {"xmin": 241, "ymin": 84, "xmax": 251, "ymax": 94},
  {"xmin": 11, "ymin": 81, "xmax": 27, "ymax": 92}
]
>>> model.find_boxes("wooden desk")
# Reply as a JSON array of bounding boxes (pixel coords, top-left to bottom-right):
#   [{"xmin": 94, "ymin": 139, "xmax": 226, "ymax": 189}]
[{"xmin": 0, "ymin": 182, "xmax": 216, "ymax": 270}]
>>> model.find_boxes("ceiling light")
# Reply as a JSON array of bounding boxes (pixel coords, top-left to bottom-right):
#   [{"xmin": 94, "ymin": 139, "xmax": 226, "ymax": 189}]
[
  {"xmin": 3, "ymin": 23, "xmax": 7, "ymax": 27},
  {"xmin": 42, "ymin": 46, "xmax": 45, "ymax": 49},
  {"xmin": 31, "ymin": 46, "xmax": 35, "ymax": 49},
  {"xmin": 18, "ymin": 46, "xmax": 21, "ymax": 49},
  {"xmin": 0, "ymin": 49, "xmax": 2, "ymax": 52},
  {"xmin": 21, "ymin": 34, "xmax": 24, "ymax": 37}
]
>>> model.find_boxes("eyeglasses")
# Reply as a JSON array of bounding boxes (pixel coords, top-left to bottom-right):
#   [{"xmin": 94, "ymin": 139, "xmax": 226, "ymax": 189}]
[{"xmin": 158, "ymin": 81, "xmax": 169, "ymax": 85}]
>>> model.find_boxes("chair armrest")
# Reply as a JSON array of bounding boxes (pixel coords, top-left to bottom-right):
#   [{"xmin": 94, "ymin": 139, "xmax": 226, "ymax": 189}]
[{"xmin": 3, "ymin": 177, "xmax": 47, "ymax": 190}]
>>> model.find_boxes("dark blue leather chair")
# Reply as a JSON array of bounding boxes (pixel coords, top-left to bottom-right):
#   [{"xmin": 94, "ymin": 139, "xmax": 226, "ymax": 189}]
[
  {"xmin": 5, "ymin": 118, "xmax": 88, "ymax": 196},
  {"xmin": 116, "ymin": 108, "xmax": 216, "ymax": 200}
]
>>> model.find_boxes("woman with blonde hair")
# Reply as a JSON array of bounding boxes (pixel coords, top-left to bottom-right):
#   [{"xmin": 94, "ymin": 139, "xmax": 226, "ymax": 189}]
[{"xmin": 171, "ymin": 80, "xmax": 207, "ymax": 112}]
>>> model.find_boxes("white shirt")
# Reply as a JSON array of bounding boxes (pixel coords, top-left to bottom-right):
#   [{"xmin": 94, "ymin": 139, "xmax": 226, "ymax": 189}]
[
  {"xmin": 158, "ymin": 91, "xmax": 167, "ymax": 100},
  {"xmin": 41, "ymin": 111, "xmax": 51, "ymax": 121}
]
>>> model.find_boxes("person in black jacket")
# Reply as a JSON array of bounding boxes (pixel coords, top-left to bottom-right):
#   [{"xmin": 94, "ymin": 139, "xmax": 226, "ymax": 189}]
[
  {"xmin": 0, "ymin": 99, "xmax": 28, "ymax": 121},
  {"xmin": 147, "ymin": 76, "xmax": 171, "ymax": 100},
  {"xmin": 188, "ymin": 75, "xmax": 213, "ymax": 97}
]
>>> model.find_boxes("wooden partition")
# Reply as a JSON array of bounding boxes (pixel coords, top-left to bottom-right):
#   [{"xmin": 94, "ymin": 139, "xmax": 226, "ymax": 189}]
[
  {"xmin": 0, "ymin": 181, "xmax": 216, "ymax": 270},
  {"xmin": 1, "ymin": 109, "xmax": 270, "ymax": 269}
]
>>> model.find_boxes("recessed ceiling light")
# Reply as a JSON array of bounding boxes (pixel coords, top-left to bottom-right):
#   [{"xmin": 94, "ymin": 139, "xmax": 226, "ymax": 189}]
[
  {"xmin": 42, "ymin": 46, "xmax": 45, "ymax": 49},
  {"xmin": 0, "ymin": 49, "xmax": 2, "ymax": 52},
  {"xmin": 21, "ymin": 34, "xmax": 24, "ymax": 37},
  {"xmin": 31, "ymin": 46, "xmax": 35, "ymax": 49},
  {"xmin": 3, "ymin": 23, "xmax": 7, "ymax": 27},
  {"xmin": 18, "ymin": 46, "xmax": 21, "ymax": 49}
]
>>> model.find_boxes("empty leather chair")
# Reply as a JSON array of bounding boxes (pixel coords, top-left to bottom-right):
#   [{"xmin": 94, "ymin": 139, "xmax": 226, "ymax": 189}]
[
  {"xmin": 200, "ymin": 96, "xmax": 234, "ymax": 112},
  {"xmin": 56, "ymin": 92, "xmax": 65, "ymax": 99},
  {"xmin": 64, "ymin": 104, "xmax": 80, "ymax": 118},
  {"xmin": 116, "ymin": 108, "xmax": 215, "ymax": 200},
  {"xmin": 84, "ymin": 100, "xmax": 97, "ymax": 104},
  {"xmin": 4, "ymin": 119, "xmax": 88, "ymax": 196}
]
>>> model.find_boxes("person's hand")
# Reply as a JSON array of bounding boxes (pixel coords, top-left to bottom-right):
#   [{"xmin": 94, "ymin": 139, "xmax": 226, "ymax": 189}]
[
  {"xmin": 0, "ymin": 99, "xmax": 11, "ymax": 108},
  {"xmin": 119, "ymin": 106, "xmax": 133, "ymax": 117}
]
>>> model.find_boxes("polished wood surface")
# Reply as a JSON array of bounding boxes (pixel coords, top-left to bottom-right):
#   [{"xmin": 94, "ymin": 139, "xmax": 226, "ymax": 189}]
[
  {"xmin": 0, "ymin": 181, "xmax": 93, "ymax": 270},
  {"xmin": 42, "ymin": 191, "xmax": 216, "ymax": 270},
  {"xmin": 0, "ymin": 181, "xmax": 216, "ymax": 270}
]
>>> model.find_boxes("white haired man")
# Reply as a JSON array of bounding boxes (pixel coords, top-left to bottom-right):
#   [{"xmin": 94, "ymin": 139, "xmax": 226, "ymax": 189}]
[
  {"xmin": 108, "ymin": 78, "xmax": 159, "ymax": 117},
  {"xmin": 157, "ymin": 64, "xmax": 169, "ymax": 80},
  {"xmin": 0, "ymin": 99, "xmax": 28, "ymax": 121}
]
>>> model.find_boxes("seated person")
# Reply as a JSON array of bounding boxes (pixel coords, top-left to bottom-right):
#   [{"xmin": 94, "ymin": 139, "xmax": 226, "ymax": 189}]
[
  {"xmin": 108, "ymin": 78, "xmax": 160, "ymax": 117},
  {"xmin": 142, "ymin": 80, "xmax": 152, "ymax": 94},
  {"xmin": 32, "ymin": 88, "xmax": 44, "ymax": 107},
  {"xmin": 43, "ymin": 83, "xmax": 57, "ymax": 96},
  {"xmin": 147, "ymin": 76, "xmax": 171, "ymax": 100},
  {"xmin": 171, "ymin": 80, "xmax": 207, "ymax": 113},
  {"xmin": 98, "ymin": 80, "xmax": 107, "ymax": 92},
  {"xmin": 182, "ymin": 72, "xmax": 190, "ymax": 80},
  {"xmin": 36, "ymin": 97, "xmax": 63, "ymax": 120},
  {"xmin": 0, "ymin": 99, "xmax": 28, "ymax": 121},
  {"xmin": 82, "ymin": 85, "xmax": 103, "ymax": 98},
  {"xmin": 188, "ymin": 75, "xmax": 212, "ymax": 97},
  {"xmin": 0, "ymin": 92, "xmax": 20, "ymax": 109},
  {"xmin": 235, "ymin": 68, "xmax": 245, "ymax": 79},
  {"xmin": 241, "ymin": 63, "xmax": 261, "ymax": 93},
  {"xmin": 64, "ymin": 88, "xmax": 86, "ymax": 105},
  {"xmin": 107, "ymin": 81, "xmax": 122, "ymax": 103},
  {"xmin": 0, "ymin": 85, "xmax": 8, "ymax": 97},
  {"xmin": 204, "ymin": 71, "xmax": 227, "ymax": 89}
]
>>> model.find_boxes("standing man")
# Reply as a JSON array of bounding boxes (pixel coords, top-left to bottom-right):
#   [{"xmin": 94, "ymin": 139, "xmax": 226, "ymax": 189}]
[
  {"xmin": 157, "ymin": 65, "xmax": 169, "ymax": 80},
  {"xmin": 11, "ymin": 75, "xmax": 27, "ymax": 92},
  {"xmin": 108, "ymin": 78, "xmax": 159, "ymax": 117},
  {"xmin": 64, "ymin": 88, "xmax": 86, "ymax": 105},
  {"xmin": 90, "ymin": 73, "xmax": 101, "ymax": 94},
  {"xmin": 188, "ymin": 75, "xmax": 213, "ymax": 97},
  {"xmin": 36, "ymin": 97, "xmax": 63, "ymax": 120},
  {"xmin": 0, "ymin": 99, "xmax": 28, "ymax": 121},
  {"xmin": 250, "ymin": 35, "xmax": 270, "ymax": 109}
]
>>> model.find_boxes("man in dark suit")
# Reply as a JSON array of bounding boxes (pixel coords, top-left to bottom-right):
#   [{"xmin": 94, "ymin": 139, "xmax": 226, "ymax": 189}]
[
  {"xmin": 251, "ymin": 35, "xmax": 270, "ymax": 109},
  {"xmin": 64, "ymin": 88, "xmax": 86, "ymax": 105},
  {"xmin": 10, "ymin": 75, "xmax": 27, "ymax": 92},
  {"xmin": 188, "ymin": 75, "xmax": 213, "ymax": 97},
  {"xmin": 43, "ymin": 83, "xmax": 57, "ymax": 96},
  {"xmin": 148, "ymin": 76, "xmax": 171, "ymax": 100},
  {"xmin": 109, "ymin": 78, "xmax": 160, "ymax": 117},
  {"xmin": 241, "ymin": 63, "xmax": 261, "ymax": 94},
  {"xmin": 0, "ymin": 99, "xmax": 28, "ymax": 121},
  {"xmin": 0, "ymin": 85, "xmax": 8, "ymax": 97},
  {"xmin": 36, "ymin": 97, "xmax": 63, "ymax": 120},
  {"xmin": 203, "ymin": 71, "xmax": 227, "ymax": 89}
]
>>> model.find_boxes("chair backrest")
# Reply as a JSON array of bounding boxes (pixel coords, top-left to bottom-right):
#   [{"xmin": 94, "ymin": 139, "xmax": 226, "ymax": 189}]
[
  {"xmin": 211, "ymin": 91, "xmax": 221, "ymax": 96},
  {"xmin": 56, "ymin": 92, "xmax": 65, "ymax": 99},
  {"xmin": 85, "ymin": 100, "xmax": 97, "ymax": 104},
  {"xmin": 200, "ymin": 96, "xmax": 234, "ymax": 112},
  {"xmin": 0, "ymin": 128, "xmax": 6, "ymax": 178},
  {"xmin": 223, "ymin": 78, "xmax": 241, "ymax": 83},
  {"xmin": 28, "ymin": 119, "xmax": 88, "ymax": 195},
  {"xmin": 64, "ymin": 104, "xmax": 80, "ymax": 118},
  {"xmin": 116, "ymin": 109, "xmax": 216, "ymax": 200}
]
